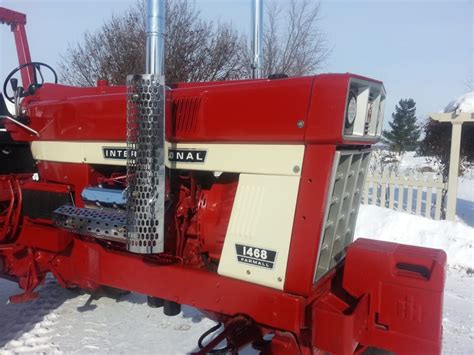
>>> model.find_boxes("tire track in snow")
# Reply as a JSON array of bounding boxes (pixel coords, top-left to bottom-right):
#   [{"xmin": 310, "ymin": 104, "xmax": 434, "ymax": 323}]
[
  {"xmin": 0, "ymin": 277, "xmax": 70, "ymax": 354},
  {"xmin": 442, "ymin": 269, "xmax": 474, "ymax": 354}
]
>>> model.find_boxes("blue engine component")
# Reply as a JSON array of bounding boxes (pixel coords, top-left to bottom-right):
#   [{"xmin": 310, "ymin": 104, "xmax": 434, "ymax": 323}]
[{"xmin": 81, "ymin": 187, "xmax": 127, "ymax": 207}]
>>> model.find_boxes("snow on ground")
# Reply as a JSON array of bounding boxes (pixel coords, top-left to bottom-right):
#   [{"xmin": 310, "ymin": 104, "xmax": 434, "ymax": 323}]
[
  {"xmin": 442, "ymin": 268, "xmax": 474, "ymax": 354},
  {"xmin": 0, "ymin": 278, "xmax": 217, "ymax": 354},
  {"xmin": 0, "ymin": 153, "xmax": 473, "ymax": 354},
  {"xmin": 398, "ymin": 151, "xmax": 440, "ymax": 174}
]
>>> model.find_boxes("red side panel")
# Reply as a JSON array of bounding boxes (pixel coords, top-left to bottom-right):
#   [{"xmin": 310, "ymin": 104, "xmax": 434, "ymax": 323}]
[
  {"xmin": 166, "ymin": 77, "xmax": 314, "ymax": 143},
  {"xmin": 17, "ymin": 223, "xmax": 73, "ymax": 253},
  {"xmin": 284, "ymin": 145, "xmax": 336, "ymax": 296},
  {"xmin": 52, "ymin": 239, "xmax": 307, "ymax": 334},
  {"xmin": 13, "ymin": 85, "xmax": 127, "ymax": 141},
  {"xmin": 305, "ymin": 74, "xmax": 350, "ymax": 144},
  {"xmin": 9, "ymin": 73, "xmax": 384, "ymax": 145},
  {"xmin": 10, "ymin": 78, "xmax": 314, "ymax": 143}
]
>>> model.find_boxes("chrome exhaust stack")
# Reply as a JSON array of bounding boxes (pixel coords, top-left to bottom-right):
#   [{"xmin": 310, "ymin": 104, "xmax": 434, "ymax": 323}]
[
  {"xmin": 146, "ymin": 0, "xmax": 166, "ymax": 75},
  {"xmin": 251, "ymin": 0, "xmax": 264, "ymax": 79},
  {"xmin": 125, "ymin": 0, "xmax": 166, "ymax": 254}
]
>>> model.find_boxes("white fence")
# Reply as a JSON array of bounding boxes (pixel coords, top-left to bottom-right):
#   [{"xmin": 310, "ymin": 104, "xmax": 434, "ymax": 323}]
[{"xmin": 361, "ymin": 172, "xmax": 447, "ymax": 220}]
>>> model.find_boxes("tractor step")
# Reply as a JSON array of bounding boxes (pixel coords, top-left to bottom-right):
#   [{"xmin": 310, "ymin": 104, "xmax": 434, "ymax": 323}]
[{"xmin": 53, "ymin": 205, "xmax": 127, "ymax": 243}]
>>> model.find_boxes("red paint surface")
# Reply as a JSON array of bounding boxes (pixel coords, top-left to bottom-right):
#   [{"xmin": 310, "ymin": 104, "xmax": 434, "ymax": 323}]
[{"xmin": 7, "ymin": 74, "xmax": 381, "ymax": 145}]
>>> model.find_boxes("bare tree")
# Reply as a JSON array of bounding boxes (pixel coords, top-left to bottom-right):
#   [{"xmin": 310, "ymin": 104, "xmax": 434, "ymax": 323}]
[
  {"xmin": 60, "ymin": 4, "xmax": 145, "ymax": 86},
  {"xmin": 165, "ymin": 1, "xmax": 247, "ymax": 83},
  {"xmin": 262, "ymin": 0, "xmax": 330, "ymax": 77},
  {"xmin": 60, "ymin": 0, "xmax": 247, "ymax": 85},
  {"xmin": 60, "ymin": 0, "xmax": 329, "ymax": 85}
]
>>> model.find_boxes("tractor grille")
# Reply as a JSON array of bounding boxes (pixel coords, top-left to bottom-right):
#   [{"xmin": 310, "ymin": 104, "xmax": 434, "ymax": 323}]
[
  {"xmin": 126, "ymin": 74, "xmax": 165, "ymax": 254},
  {"xmin": 314, "ymin": 149, "xmax": 371, "ymax": 282}
]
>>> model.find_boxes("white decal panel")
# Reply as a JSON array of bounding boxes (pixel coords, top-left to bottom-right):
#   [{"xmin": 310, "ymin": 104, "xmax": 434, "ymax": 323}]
[
  {"xmin": 218, "ymin": 174, "xmax": 300, "ymax": 290},
  {"xmin": 31, "ymin": 141, "xmax": 304, "ymax": 176},
  {"xmin": 165, "ymin": 142, "xmax": 303, "ymax": 176}
]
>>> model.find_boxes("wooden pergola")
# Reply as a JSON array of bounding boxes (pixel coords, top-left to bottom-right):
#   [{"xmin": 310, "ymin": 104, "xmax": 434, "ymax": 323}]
[{"xmin": 429, "ymin": 111, "xmax": 474, "ymax": 220}]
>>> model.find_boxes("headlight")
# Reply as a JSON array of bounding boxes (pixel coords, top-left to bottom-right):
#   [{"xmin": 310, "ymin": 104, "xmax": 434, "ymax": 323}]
[
  {"xmin": 345, "ymin": 92, "xmax": 357, "ymax": 127},
  {"xmin": 343, "ymin": 78, "xmax": 385, "ymax": 139}
]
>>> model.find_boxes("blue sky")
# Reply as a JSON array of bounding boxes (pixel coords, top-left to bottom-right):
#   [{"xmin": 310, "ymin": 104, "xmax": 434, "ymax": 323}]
[{"xmin": 1, "ymin": 0, "xmax": 472, "ymax": 127}]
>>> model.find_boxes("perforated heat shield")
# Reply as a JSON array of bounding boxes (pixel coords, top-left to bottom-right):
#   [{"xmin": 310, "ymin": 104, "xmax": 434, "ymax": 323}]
[{"xmin": 126, "ymin": 74, "xmax": 165, "ymax": 254}]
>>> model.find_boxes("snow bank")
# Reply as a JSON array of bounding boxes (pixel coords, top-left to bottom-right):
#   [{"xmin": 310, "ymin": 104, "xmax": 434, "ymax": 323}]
[
  {"xmin": 444, "ymin": 91, "xmax": 474, "ymax": 113},
  {"xmin": 355, "ymin": 205, "xmax": 474, "ymax": 270},
  {"xmin": 398, "ymin": 151, "xmax": 442, "ymax": 174}
]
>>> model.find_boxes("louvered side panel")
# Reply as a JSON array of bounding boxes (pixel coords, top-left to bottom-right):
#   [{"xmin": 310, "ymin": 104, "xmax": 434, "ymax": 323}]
[{"xmin": 173, "ymin": 97, "xmax": 202, "ymax": 134}]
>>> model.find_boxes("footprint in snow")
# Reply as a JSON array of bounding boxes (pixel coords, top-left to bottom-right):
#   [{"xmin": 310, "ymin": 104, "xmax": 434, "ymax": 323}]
[
  {"xmin": 83, "ymin": 328, "xmax": 99, "ymax": 333},
  {"xmin": 173, "ymin": 324, "xmax": 191, "ymax": 331},
  {"xmin": 83, "ymin": 345, "xmax": 100, "ymax": 350},
  {"xmin": 23, "ymin": 335, "xmax": 52, "ymax": 346}
]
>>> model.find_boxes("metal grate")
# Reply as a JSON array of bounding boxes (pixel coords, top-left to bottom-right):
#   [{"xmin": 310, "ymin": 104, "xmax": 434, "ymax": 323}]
[
  {"xmin": 126, "ymin": 74, "xmax": 165, "ymax": 254},
  {"xmin": 53, "ymin": 205, "xmax": 127, "ymax": 243},
  {"xmin": 314, "ymin": 149, "xmax": 371, "ymax": 282},
  {"xmin": 173, "ymin": 96, "xmax": 201, "ymax": 133}
]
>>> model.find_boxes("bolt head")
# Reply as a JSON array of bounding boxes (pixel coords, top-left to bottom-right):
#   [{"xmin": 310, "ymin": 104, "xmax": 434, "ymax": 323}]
[
  {"xmin": 132, "ymin": 93, "xmax": 140, "ymax": 101},
  {"xmin": 293, "ymin": 166, "xmax": 301, "ymax": 173},
  {"xmin": 297, "ymin": 120, "xmax": 305, "ymax": 129}
]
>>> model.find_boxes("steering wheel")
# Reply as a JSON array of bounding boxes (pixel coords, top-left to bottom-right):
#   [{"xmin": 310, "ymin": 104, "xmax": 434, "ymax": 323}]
[{"xmin": 3, "ymin": 62, "xmax": 58, "ymax": 103}]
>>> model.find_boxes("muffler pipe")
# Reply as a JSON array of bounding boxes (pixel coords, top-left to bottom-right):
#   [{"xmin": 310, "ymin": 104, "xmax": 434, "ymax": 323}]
[
  {"xmin": 126, "ymin": 0, "xmax": 166, "ymax": 254},
  {"xmin": 251, "ymin": 0, "xmax": 264, "ymax": 79},
  {"xmin": 146, "ymin": 0, "xmax": 166, "ymax": 75}
]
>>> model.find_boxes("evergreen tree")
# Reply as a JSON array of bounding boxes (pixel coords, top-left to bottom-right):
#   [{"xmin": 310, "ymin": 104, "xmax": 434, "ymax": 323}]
[{"xmin": 383, "ymin": 98, "xmax": 421, "ymax": 153}]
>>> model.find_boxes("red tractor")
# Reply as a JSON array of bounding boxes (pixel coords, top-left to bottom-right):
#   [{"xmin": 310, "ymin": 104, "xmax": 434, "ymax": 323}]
[{"xmin": 0, "ymin": 2, "xmax": 446, "ymax": 354}]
